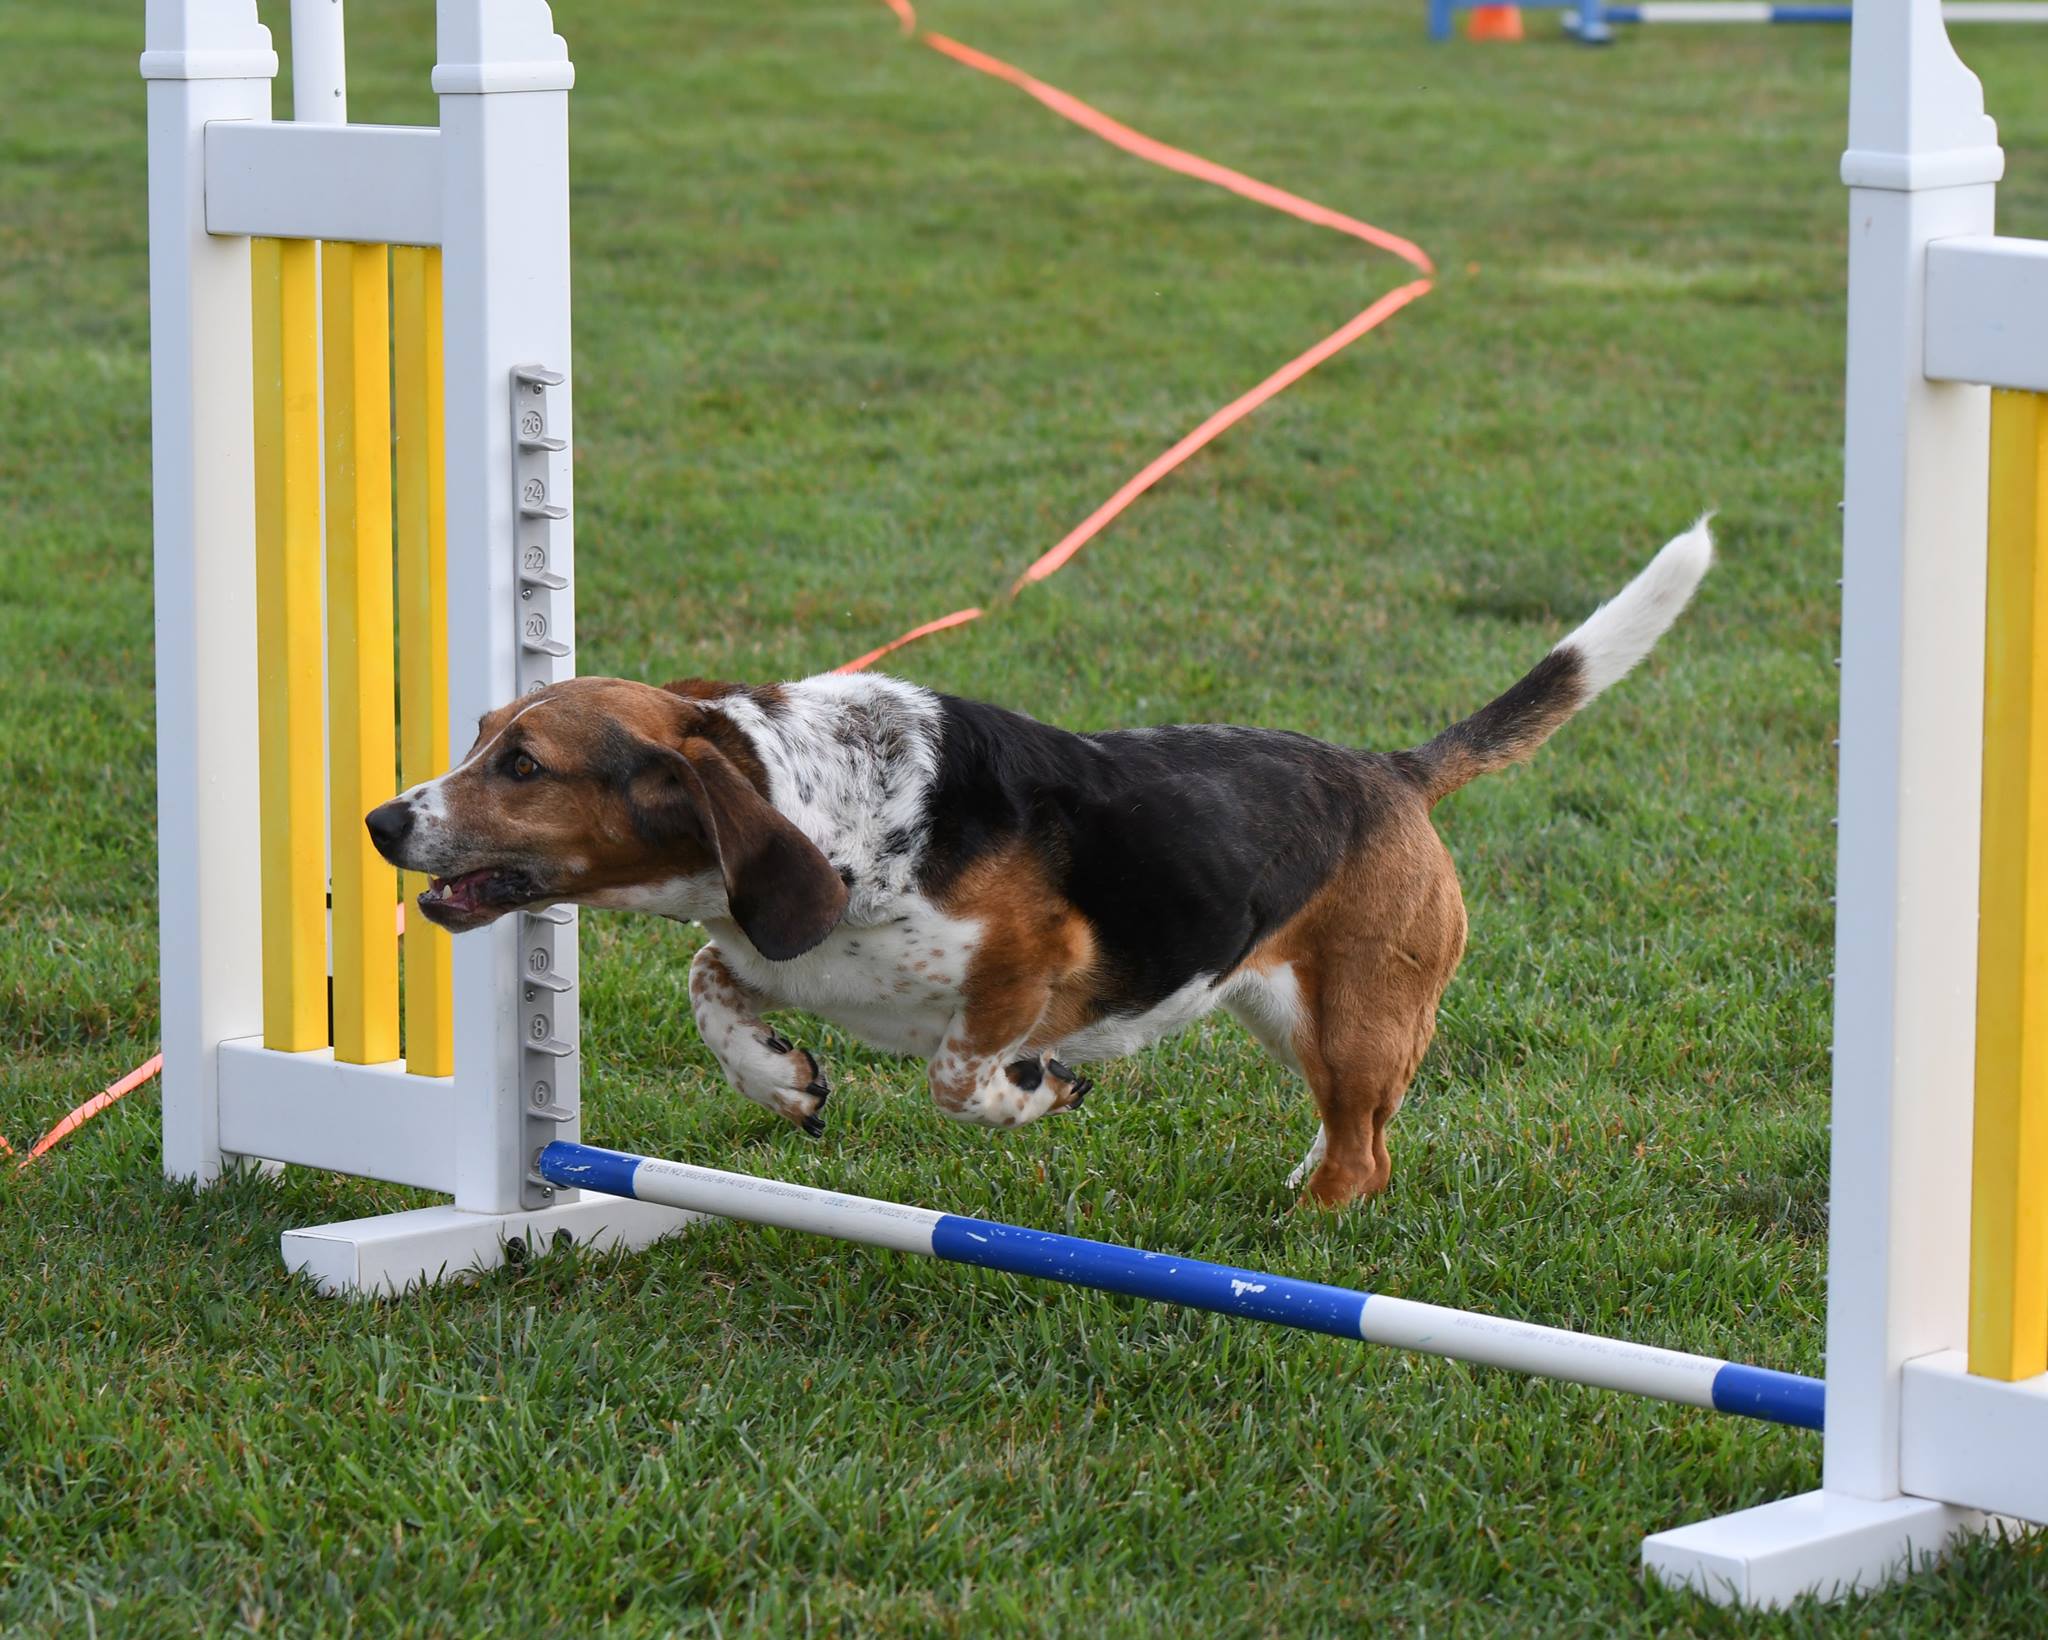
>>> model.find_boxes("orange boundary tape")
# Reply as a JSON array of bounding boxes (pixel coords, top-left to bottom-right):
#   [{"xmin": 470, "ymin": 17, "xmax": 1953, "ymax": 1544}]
[
  {"xmin": 842, "ymin": 0, "xmax": 1435, "ymax": 661},
  {"xmin": 14, "ymin": 912, "xmax": 410, "ymax": 1172},
  {"xmin": 19, "ymin": 1054, "xmax": 163, "ymax": 1170},
  {"xmin": 1013, "ymin": 279, "xmax": 1433, "ymax": 589},
  {"xmin": 22, "ymin": 2, "xmax": 1434, "ymax": 1169},
  {"xmin": 833, "ymin": 605, "xmax": 987, "ymax": 677}
]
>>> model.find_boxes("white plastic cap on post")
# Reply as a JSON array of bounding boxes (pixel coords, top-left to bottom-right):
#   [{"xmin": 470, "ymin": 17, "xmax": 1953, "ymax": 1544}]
[
  {"xmin": 141, "ymin": 0, "xmax": 277, "ymax": 81},
  {"xmin": 1840, "ymin": 0, "xmax": 2002, "ymax": 189},
  {"xmin": 432, "ymin": 0, "xmax": 574, "ymax": 95}
]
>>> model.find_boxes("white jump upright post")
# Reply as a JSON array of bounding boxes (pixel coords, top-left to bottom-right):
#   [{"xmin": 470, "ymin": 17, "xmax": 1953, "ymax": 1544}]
[
  {"xmin": 432, "ymin": 1, "xmax": 584, "ymax": 1227},
  {"xmin": 145, "ymin": 0, "xmax": 695, "ymax": 1292},
  {"xmin": 144, "ymin": 0, "xmax": 275, "ymax": 1187},
  {"xmin": 1645, "ymin": 0, "xmax": 2048, "ymax": 1606}
]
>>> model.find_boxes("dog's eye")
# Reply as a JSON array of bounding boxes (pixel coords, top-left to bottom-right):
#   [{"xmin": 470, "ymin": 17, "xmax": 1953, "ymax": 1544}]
[{"xmin": 508, "ymin": 752, "xmax": 541, "ymax": 782}]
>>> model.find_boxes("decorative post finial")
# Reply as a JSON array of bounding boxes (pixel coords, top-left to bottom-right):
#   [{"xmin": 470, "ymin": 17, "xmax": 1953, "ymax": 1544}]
[
  {"xmin": 432, "ymin": 0, "xmax": 573, "ymax": 95},
  {"xmin": 1841, "ymin": 0, "xmax": 2001, "ymax": 190},
  {"xmin": 141, "ymin": 0, "xmax": 275, "ymax": 81}
]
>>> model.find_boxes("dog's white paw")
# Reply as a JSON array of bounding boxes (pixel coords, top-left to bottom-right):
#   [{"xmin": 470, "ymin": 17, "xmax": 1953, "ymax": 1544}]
[{"xmin": 725, "ymin": 1029, "xmax": 832, "ymax": 1135}]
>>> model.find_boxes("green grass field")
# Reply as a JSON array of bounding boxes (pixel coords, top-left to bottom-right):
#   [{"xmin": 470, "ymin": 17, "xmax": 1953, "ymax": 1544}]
[{"xmin": 7, "ymin": 0, "xmax": 2048, "ymax": 1632}]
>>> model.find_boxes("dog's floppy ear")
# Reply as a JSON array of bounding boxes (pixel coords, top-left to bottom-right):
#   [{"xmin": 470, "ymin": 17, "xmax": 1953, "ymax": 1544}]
[{"xmin": 630, "ymin": 737, "xmax": 848, "ymax": 961}]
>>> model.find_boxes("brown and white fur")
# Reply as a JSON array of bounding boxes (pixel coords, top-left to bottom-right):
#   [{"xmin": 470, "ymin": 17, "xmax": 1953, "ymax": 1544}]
[{"xmin": 367, "ymin": 522, "xmax": 1711, "ymax": 1206}]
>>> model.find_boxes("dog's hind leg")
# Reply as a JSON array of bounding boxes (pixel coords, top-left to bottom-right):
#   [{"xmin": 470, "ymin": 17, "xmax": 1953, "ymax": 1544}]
[
  {"xmin": 1286, "ymin": 1126, "xmax": 1328, "ymax": 1194},
  {"xmin": 1292, "ymin": 911, "xmax": 1459, "ymax": 1207},
  {"xmin": 1224, "ymin": 965, "xmax": 1320, "ymax": 1183},
  {"xmin": 1254, "ymin": 819, "xmax": 1467, "ymax": 1207},
  {"xmin": 1296, "ymin": 1007, "xmax": 1434, "ymax": 1207},
  {"xmin": 688, "ymin": 943, "xmax": 832, "ymax": 1135}
]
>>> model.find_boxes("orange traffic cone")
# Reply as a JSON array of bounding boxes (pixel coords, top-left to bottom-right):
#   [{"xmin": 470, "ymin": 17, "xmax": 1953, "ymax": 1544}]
[{"xmin": 1466, "ymin": 5, "xmax": 1525, "ymax": 38}]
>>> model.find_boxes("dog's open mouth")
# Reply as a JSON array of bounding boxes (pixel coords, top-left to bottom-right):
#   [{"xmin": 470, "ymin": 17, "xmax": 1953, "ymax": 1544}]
[{"xmin": 417, "ymin": 868, "xmax": 537, "ymax": 931}]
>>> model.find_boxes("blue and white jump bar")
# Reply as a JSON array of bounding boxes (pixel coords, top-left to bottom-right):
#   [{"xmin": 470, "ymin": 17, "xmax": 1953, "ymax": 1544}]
[
  {"xmin": 1429, "ymin": 0, "xmax": 2048, "ymax": 41},
  {"xmin": 1581, "ymin": 2, "xmax": 2048, "ymax": 22},
  {"xmin": 538, "ymin": 1141, "xmax": 1824, "ymax": 1431}
]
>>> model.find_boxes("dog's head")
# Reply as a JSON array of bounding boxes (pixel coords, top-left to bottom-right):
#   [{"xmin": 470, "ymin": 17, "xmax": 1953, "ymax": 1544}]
[{"xmin": 365, "ymin": 677, "xmax": 847, "ymax": 960}]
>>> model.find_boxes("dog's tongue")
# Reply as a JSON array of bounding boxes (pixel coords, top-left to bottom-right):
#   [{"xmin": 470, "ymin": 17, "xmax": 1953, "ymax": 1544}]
[{"xmin": 423, "ymin": 869, "xmax": 493, "ymax": 912}]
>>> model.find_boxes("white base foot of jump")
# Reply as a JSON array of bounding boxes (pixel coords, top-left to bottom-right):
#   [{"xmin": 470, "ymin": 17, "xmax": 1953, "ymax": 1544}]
[
  {"xmin": 282, "ymin": 1197, "xmax": 703, "ymax": 1297},
  {"xmin": 1642, "ymin": 1490, "xmax": 1984, "ymax": 1608}
]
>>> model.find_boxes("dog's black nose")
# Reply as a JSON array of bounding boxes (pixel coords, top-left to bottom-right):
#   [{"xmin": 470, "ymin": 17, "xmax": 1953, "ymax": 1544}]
[{"xmin": 365, "ymin": 801, "xmax": 414, "ymax": 857}]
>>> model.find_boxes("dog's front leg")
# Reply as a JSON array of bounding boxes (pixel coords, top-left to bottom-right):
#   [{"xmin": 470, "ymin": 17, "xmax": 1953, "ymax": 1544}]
[
  {"xmin": 927, "ymin": 985, "xmax": 1090, "ymax": 1130},
  {"xmin": 688, "ymin": 943, "xmax": 831, "ymax": 1135}
]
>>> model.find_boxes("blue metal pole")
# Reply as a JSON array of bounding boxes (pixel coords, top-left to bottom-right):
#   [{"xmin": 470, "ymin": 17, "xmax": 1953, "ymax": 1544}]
[{"xmin": 538, "ymin": 1141, "xmax": 1825, "ymax": 1431}]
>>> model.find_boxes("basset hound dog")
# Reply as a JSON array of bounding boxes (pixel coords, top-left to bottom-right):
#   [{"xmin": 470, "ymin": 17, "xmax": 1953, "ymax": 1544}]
[{"xmin": 367, "ymin": 521, "xmax": 1711, "ymax": 1206}]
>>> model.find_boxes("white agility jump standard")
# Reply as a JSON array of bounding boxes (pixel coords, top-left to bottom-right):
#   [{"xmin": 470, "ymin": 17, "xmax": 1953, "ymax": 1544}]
[
  {"xmin": 1641, "ymin": 0, "xmax": 2048, "ymax": 1608},
  {"xmin": 146, "ymin": 0, "xmax": 695, "ymax": 1291},
  {"xmin": 144, "ymin": 0, "xmax": 2044, "ymax": 1611}
]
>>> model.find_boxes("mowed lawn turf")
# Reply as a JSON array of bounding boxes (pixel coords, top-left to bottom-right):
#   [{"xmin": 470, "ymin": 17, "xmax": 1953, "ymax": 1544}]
[{"xmin": 6, "ymin": 0, "xmax": 2048, "ymax": 1632}]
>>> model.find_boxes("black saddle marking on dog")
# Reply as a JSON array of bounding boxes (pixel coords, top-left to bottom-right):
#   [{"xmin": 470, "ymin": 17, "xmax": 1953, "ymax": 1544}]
[{"xmin": 916, "ymin": 694, "xmax": 1406, "ymax": 1017}]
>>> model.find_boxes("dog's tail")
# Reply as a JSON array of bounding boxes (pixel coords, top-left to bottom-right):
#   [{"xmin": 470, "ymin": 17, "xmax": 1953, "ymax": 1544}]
[{"xmin": 1398, "ymin": 518, "xmax": 1713, "ymax": 806}]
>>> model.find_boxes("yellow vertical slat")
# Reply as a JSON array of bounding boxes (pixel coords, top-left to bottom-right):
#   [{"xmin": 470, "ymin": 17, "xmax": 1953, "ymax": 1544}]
[
  {"xmin": 1971, "ymin": 387, "xmax": 2048, "ymax": 1382},
  {"xmin": 393, "ymin": 246, "xmax": 453, "ymax": 1077},
  {"xmin": 322, "ymin": 240, "xmax": 401, "ymax": 1065},
  {"xmin": 251, "ymin": 238, "xmax": 329, "ymax": 1051}
]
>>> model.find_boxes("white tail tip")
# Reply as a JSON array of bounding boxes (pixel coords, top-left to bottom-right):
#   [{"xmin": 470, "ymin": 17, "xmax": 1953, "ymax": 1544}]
[{"xmin": 1553, "ymin": 516, "xmax": 1714, "ymax": 698}]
